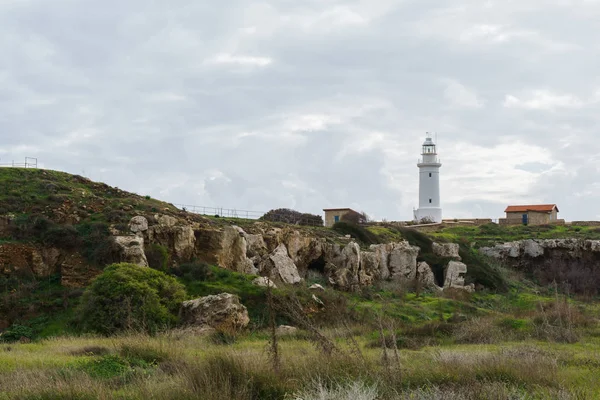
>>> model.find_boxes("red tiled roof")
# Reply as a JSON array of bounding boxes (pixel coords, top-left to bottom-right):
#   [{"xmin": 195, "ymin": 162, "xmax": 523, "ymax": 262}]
[{"xmin": 505, "ymin": 204, "xmax": 559, "ymax": 213}]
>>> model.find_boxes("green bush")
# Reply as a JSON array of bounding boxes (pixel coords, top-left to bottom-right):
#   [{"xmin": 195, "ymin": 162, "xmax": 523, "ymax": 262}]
[
  {"xmin": 260, "ymin": 208, "xmax": 323, "ymax": 226},
  {"xmin": 42, "ymin": 226, "xmax": 82, "ymax": 250},
  {"xmin": 175, "ymin": 262, "xmax": 212, "ymax": 281},
  {"xmin": 0, "ymin": 324, "xmax": 34, "ymax": 343},
  {"xmin": 76, "ymin": 263, "xmax": 187, "ymax": 334},
  {"xmin": 77, "ymin": 223, "xmax": 120, "ymax": 267},
  {"xmin": 332, "ymin": 221, "xmax": 380, "ymax": 245},
  {"xmin": 145, "ymin": 244, "xmax": 169, "ymax": 272}
]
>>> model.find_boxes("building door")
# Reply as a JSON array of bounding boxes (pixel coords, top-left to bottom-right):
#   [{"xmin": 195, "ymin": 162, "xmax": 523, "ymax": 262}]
[{"xmin": 522, "ymin": 214, "xmax": 528, "ymax": 225}]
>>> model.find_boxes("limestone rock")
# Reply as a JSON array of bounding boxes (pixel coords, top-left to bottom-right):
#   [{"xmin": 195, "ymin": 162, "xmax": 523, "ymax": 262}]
[
  {"xmin": 308, "ymin": 283, "xmax": 325, "ymax": 291},
  {"xmin": 388, "ymin": 242, "xmax": 419, "ymax": 281},
  {"xmin": 443, "ymin": 261, "xmax": 474, "ymax": 292},
  {"xmin": 115, "ymin": 236, "xmax": 148, "ymax": 267},
  {"xmin": 217, "ymin": 226, "xmax": 255, "ymax": 274},
  {"xmin": 326, "ymin": 242, "xmax": 361, "ymax": 290},
  {"xmin": 252, "ymin": 276, "xmax": 277, "ymax": 288},
  {"xmin": 276, "ymin": 325, "xmax": 299, "ymax": 336},
  {"xmin": 432, "ymin": 242, "xmax": 461, "ymax": 260},
  {"xmin": 264, "ymin": 244, "xmax": 303, "ymax": 285},
  {"xmin": 359, "ymin": 251, "xmax": 380, "ymax": 286},
  {"xmin": 156, "ymin": 214, "xmax": 178, "ymax": 227},
  {"xmin": 180, "ymin": 293, "xmax": 250, "ymax": 332},
  {"xmin": 129, "ymin": 216, "xmax": 149, "ymax": 234},
  {"xmin": 417, "ymin": 262, "xmax": 441, "ymax": 291},
  {"xmin": 522, "ymin": 240, "xmax": 544, "ymax": 258}
]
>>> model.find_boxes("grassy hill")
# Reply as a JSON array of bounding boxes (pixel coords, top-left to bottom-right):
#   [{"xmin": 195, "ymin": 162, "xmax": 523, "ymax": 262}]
[{"xmin": 1, "ymin": 168, "xmax": 600, "ymax": 398}]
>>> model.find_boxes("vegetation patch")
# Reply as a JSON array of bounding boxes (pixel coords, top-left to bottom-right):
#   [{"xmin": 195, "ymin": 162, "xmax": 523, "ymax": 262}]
[{"xmin": 76, "ymin": 263, "xmax": 187, "ymax": 334}]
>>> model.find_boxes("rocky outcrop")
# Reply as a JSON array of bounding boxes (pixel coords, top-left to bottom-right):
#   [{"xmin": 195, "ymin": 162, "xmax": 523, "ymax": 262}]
[
  {"xmin": 180, "ymin": 293, "xmax": 250, "ymax": 332},
  {"xmin": 480, "ymin": 239, "xmax": 600, "ymax": 293},
  {"xmin": 252, "ymin": 276, "xmax": 277, "ymax": 288},
  {"xmin": 114, "ymin": 236, "xmax": 148, "ymax": 267},
  {"xmin": 444, "ymin": 261, "xmax": 474, "ymax": 292},
  {"xmin": 276, "ymin": 325, "xmax": 299, "ymax": 336},
  {"xmin": 417, "ymin": 262, "xmax": 441, "ymax": 291},
  {"xmin": 262, "ymin": 244, "xmax": 303, "ymax": 285},
  {"xmin": 433, "ymin": 242, "xmax": 461, "ymax": 260},
  {"xmin": 326, "ymin": 242, "xmax": 361, "ymax": 290},
  {"xmin": 147, "ymin": 217, "xmax": 196, "ymax": 263},
  {"xmin": 61, "ymin": 253, "xmax": 102, "ymax": 288},
  {"xmin": 129, "ymin": 216, "xmax": 148, "ymax": 234},
  {"xmin": 216, "ymin": 226, "xmax": 255, "ymax": 274}
]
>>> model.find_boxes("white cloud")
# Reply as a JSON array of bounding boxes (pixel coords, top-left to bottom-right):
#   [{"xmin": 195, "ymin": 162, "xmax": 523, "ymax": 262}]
[
  {"xmin": 504, "ymin": 90, "xmax": 584, "ymax": 110},
  {"xmin": 443, "ymin": 79, "xmax": 484, "ymax": 109},
  {"xmin": 207, "ymin": 53, "xmax": 273, "ymax": 67}
]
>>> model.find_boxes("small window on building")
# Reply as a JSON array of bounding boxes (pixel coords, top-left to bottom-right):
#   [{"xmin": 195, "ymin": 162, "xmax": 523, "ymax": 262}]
[
  {"xmin": 429, "ymin": 173, "xmax": 432, "ymax": 177},
  {"xmin": 334, "ymin": 215, "xmax": 340, "ymax": 223},
  {"xmin": 429, "ymin": 199, "xmax": 432, "ymax": 204}
]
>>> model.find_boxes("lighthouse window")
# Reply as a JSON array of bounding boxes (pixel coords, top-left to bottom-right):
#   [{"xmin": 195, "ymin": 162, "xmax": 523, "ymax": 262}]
[
  {"xmin": 429, "ymin": 199, "xmax": 432, "ymax": 204},
  {"xmin": 429, "ymin": 173, "xmax": 432, "ymax": 177}
]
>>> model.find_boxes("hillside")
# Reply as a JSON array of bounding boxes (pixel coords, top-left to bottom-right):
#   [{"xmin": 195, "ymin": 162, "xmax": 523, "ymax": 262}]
[{"xmin": 1, "ymin": 168, "xmax": 600, "ymax": 398}]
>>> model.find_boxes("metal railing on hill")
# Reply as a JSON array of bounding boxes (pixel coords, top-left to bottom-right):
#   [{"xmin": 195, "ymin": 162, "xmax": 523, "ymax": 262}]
[
  {"xmin": 0, "ymin": 157, "xmax": 38, "ymax": 168},
  {"xmin": 173, "ymin": 204, "xmax": 324, "ymax": 226}
]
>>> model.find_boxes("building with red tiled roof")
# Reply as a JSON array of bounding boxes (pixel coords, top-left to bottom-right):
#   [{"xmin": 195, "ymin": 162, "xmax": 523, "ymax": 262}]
[{"xmin": 501, "ymin": 204, "xmax": 560, "ymax": 226}]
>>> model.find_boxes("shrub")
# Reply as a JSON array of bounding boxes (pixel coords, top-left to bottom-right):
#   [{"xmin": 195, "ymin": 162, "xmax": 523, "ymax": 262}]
[
  {"xmin": 341, "ymin": 210, "xmax": 370, "ymax": 225},
  {"xmin": 0, "ymin": 324, "xmax": 34, "ymax": 343},
  {"xmin": 260, "ymin": 208, "xmax": 323, "ymax": 226},
  {"xmin": 76, "ymin": 263, "xmax": 187, "ymax": 334},
  {"xmin": 332, "ymin": 222, "xmax": 380, "ymax": 245},
  {"xmin": 175, "ymin": 262, "xmax": 212, "ymax": 281},
  {"xmin": 42, "ymin": 225, "xmax": 82, "ymax": 250},
  {"xmin": 146, "ymin": 244, "xmax": 169, "ymax": 272},
  {"xmin": 77, "ymin": 223, "xmax": 120, "ymax": 267}
]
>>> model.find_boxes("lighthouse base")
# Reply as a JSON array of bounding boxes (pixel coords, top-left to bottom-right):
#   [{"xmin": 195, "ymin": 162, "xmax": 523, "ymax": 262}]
[{"xmin": 414, "ymin": 207, "xmax": 442, "ymax": 224}]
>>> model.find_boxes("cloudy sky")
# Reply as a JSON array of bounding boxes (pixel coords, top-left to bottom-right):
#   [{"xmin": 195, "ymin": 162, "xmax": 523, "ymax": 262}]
[{"xmin": 1, "ymin": 0, "xmax": 599, "ymax": 222}]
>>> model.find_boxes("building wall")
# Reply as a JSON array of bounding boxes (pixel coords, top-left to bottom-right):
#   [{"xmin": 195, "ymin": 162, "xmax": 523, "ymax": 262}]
[
  {"xmin": 504, "ymin": 211, "xmax": 557, "ymax": 226},
  {"xmin": 324, "ymin": 210, "xmax": 352, "ymax": 228}
]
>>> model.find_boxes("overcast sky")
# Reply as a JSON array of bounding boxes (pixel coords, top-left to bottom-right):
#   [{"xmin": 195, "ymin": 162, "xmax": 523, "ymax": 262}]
[{"xmin": 1, "ymin": 0, "xmax": 599, "ymax": 222}]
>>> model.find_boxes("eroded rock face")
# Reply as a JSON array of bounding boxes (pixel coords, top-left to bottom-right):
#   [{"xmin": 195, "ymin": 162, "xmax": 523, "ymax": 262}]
[
  {"xmin": 252, "ymin": 276, "xmax": 277, "ymax": 288},
  {"xmin": 262, "ymin": 244, "xmax": 303, "ymax": 285},
  {"xmin": 327, "ymin": 242, "xmax": 361, "ymax": 290},
  {"xmin": 180, "ymin": 293, "xmax": 250, "ymax": 332},
  {"xmin": 217, "ymin": 226, "xmax": 255, "ymax": 274},
  {"xmin": 417, "ymin": 262, "xmax": 441, "ymax": 291},
  {"xmin": 0, "ymin": 244, "xmax": 58, "ymax": 277},
  {"xmin": 114, "ymin": 236, "xmax": 148, "ymax": 267},
  {"xmin": 129, "ymin": 216, "xmax": 149, "ymax": 234},
  {"xmin": 61, "ymin": 253, "xmax": 101, "ymax": 288},
  {"xmin": 444, "ymin": 261, "xmax": 473, "ymax": 292},
  {"xmin": 432, "ymin": 242, "xmax": 461, "ymax": 260}
]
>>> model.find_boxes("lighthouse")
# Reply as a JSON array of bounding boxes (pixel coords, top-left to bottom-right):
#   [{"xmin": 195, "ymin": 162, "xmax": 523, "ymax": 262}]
[{"xmin": 414, "ymin": 134, "xmax": 442, "ymax": 223}]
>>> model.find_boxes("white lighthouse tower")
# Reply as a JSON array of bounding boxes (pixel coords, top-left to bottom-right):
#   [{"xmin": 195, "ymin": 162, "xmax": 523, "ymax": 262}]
[{"xmin": 414, "ymin": 134, "xmax": 442, "ymax": 223}]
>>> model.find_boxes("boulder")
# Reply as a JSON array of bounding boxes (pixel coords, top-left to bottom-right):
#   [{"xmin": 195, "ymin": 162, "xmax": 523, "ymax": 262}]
[
  {"xmin": 359, "ymin": 251, "xmax": 380, "ymax": 286},
  {"xmin": 180, "ymin": 293, "xmax": 250, "ymax": 332},
  {"xmin": 432, "ymin": 242, "xmax": 461, "ymax": 260},
  {"xmin": 252, "ymin": 276, "xmax": 277, "ymax": 288},
  {"xmin": 156, "ymin": 214, "xmax": 178, "ymax": 227},
  {"xmin": 326, "ymin": 242, "xmax": 361, "ymax": 290},
  {"xmin": 276, "ymin": 325, "xmax": 299, "ymax": 336},
  {"xmin": 387, "ymin": 242, "xmax": 419, "ymax": 281},
  {"xmin": 308, "ymin": 283, "xmax": 325, "ymax": 291},
  {"xmin": 217, "ymin": 226, "xmax": 256, "ymax": 274},
  {"xmin": 263, "ymin": 244, "xmax": 303, "ymax": 285},
  {"xmin": 114, "ymin": 236, "xmax": 148, "ymax": 267},
  {"xmin": 443, "ymin": 261, "xmax": 474, "ymax": 292},
  {"xmin": 417, "ymin": 262, "xmax": 441, "ymax": 291},
  {"xmin": 129, "ymin": 216, "xmax": 149, "ymax": 234},
  {"xmin": 522, "ymin": 240, "xmax": 544, "ymax": 258}
]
